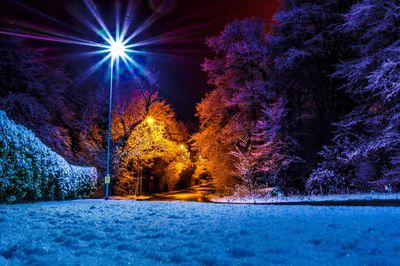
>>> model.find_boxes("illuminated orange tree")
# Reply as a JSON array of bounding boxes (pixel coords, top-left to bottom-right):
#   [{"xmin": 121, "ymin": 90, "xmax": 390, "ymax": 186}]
[
  {"xmin": 108, "ymin": 71, "xmax": 191, "ymax": 195},
  {"xmin": 116, "ymin": 116, "xmax": 190, "ymax": 195},
  {"xmin": 112, "ymin": 90, "xmax": 191, "ymax": 195}
]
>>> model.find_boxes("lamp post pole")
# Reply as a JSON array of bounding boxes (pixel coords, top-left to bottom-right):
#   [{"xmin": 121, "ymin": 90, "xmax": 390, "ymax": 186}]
[
  {"xmin": 103, "ymin": 38, "xmax": 127, "ymax": 200},
  {"xmin": 105, "ymin": 60, "xmax": 114, "ymax": 200}
]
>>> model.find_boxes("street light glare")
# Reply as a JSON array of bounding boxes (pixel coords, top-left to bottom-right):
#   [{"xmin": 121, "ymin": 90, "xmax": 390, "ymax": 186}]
[
  {"xmin": 146, "ymin": 117, "xmax": 154, "ymax": 124},
  {"xmin": 109, "ymin": 39, "xmax": 126, "ymax": 58}
]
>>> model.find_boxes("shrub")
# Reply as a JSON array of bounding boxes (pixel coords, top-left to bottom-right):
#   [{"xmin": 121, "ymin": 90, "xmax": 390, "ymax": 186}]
[{"xmin": 0, "ymin": 110, "xmax": 97, "ymax": 203}]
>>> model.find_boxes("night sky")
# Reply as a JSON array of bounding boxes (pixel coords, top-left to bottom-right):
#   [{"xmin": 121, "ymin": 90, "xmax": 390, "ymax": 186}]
[{"xmin": 0, "ymin": 0, "xmax": 280, "ymax": 121}]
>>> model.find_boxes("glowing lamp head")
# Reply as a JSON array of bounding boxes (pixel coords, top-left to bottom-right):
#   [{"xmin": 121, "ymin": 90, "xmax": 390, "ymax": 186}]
[
  {"xmin": 109, "ymin": 40, "xmax": 126, "ymax": 58},
  {"xmin": 146, "ymin": 117, "xmax": 154, "ymax": 124}
]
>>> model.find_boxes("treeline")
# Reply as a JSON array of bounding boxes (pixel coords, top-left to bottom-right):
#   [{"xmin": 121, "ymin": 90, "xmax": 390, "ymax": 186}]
[
  {"xmin": 1, "ymin": 0, "xmax": 398, "ymax": 198},
  {"xmin": 193, "ymin": 0, "xmax": 400, "ymax": 195}
]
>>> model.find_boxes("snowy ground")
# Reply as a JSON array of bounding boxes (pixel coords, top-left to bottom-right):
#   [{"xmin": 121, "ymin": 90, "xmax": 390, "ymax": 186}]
[
  {"xmin": 211, "ymin": 192, "xmax": 400, "ymax": 204},
  {"xmin": 1, "ymin": 200, "xmax": 400, "ymax": 265}
]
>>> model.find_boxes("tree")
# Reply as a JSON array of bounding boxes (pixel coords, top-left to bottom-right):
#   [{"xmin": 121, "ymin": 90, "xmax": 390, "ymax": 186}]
[
  {"xmin": 252, "ymin": 97, "xmax": 299, "ymax": 188},
  {"xmin": 0, "ymin": 37, "xmax": 73, "ymax": 159},
  {"xmin": 192, "ymin": 89, "xmax": 234, "ymax": 191},
  {"xmin": 229, "ymin": 137, "xmax": 259, "ymax": 194},
  {"xmin": 116, "ymin": 114, "xmax": 190, "ymax": 195},
  {"xmin": 307, "ymin": 0, "xmax": 400, "ymax": 193},
  {"xmin": 265, "ymin": 0, "xmax": 357, "ymax": 190},
  {"xmin": 111, "ymin": 70, "xmax": 190, "ymax": 195},
  {"xmin": 110, "ymin": 67, "xmax": 191, "ymax": 194},
  {"xmin": 112, "ymin": 71, "xmax": 161, "ymax": 148},
  {"xmin": 193, "ymin": 18, "xmax": 269, "ymax": 193}
]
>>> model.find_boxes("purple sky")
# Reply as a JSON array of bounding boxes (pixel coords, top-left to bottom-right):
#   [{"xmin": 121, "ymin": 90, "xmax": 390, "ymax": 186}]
[{"xmin": 0, "ymin": 0, "xmax": 280, "ymax": 121}]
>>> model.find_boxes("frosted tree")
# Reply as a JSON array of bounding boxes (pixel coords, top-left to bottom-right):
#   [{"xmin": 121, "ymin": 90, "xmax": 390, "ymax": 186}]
[
  {"xmin": 192, "ymin": 89, "xmax": 234, "ymax": 191},
  {"xmin": 202, "ymin": 17, "xmax": 268, "ymax": 127},
  {"xmin": 229, "ymin": 137, "xmax": 259, "ymax": 194},
  {"xmin": 115, "ymin": 102, "xmax": 190, "ymax": 195},
  {"xmin": 267, "ymin": 0, "xmax": 357, "ymax": 190},
  {"xmin": 112, "ymin": 70, "xmax": 162, "ymax": 149},
  {"xmin": 308, "ymin": 0, "xmax": 400, "ymax": 193},
  {"xmin": 0, "ymin": 37, "xmax": 73, "ymax": 159},
  {"xmin": 193, "ymin": 18, "xmax": 269, "ymax": 193},
  {"xmin": 252, "ymin": 97, "xmax": 299, "ymax": 188}
]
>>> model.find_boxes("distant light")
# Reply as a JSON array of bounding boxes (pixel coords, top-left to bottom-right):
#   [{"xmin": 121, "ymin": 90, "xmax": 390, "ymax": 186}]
[
  {"xmin": 108, "ymin": 39, "xmax": 126, "ymax": 59},
  {"xmin": 146, "ymin": 117, "xmax": 154, "ymax": 124}
]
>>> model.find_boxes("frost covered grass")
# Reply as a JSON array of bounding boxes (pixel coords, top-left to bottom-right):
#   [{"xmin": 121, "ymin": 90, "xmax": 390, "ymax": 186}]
[
  {"xmin": 1, "ymin": 200, "xmax": 399, "ymax": 265},
  {"xmin": 211, "ymin": 192, "xmax": 400, "ymax": 204}
]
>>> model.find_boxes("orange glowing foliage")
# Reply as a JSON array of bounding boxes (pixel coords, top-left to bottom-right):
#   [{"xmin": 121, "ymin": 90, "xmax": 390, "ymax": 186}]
[{"xmin": 113, "ymin": 94, "xmax": 190, "ymax": 195}]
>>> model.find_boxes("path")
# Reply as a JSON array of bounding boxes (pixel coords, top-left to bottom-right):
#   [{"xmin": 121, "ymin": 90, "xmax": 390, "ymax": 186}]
[{"xmin": 111, "ymin": 184, "xmax": 215, "ymax": 202}]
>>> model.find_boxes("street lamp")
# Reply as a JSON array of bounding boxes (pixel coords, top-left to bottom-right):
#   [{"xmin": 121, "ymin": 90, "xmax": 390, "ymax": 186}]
[
  {"xmin": 104, "ymin": 37, "xmax": 128, "ymax": 200},
  {"xmin": 108, "ymin": 40, "xmax": 127, "ymax": 59},
  {"xmin": 146, "ymin": 117, "xmax": 154, "ymax": 124}
]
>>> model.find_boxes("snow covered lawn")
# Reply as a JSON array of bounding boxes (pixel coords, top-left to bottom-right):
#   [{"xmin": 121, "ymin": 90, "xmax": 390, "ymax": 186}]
[{"xmin": 1, "ymin": 200, "xmax": 399, "ymax": 265}]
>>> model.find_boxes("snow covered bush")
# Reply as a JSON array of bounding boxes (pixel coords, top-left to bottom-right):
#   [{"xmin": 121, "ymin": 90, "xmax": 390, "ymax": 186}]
[
  {"xmin": 0, "ymin": 110, "xmax": 97, "ymax": 203},
  {"xmin": 307, "ymin": 167, "xmax": 350, "ymax": 195}
]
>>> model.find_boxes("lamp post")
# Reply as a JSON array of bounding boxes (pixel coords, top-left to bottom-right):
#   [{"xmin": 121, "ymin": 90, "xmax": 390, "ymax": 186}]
[{"xmin": 104, "ymin": 39, "xmax": 128, "ymax": 200}]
